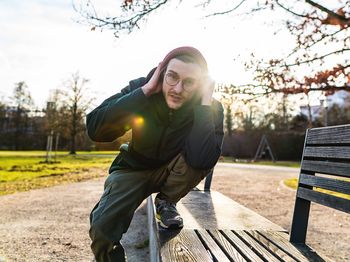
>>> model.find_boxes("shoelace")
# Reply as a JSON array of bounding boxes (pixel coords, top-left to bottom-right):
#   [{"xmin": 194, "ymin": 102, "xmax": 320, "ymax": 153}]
[{"xmin": 157, "ymin": 201, "xmax": 177, "ymax": 213}]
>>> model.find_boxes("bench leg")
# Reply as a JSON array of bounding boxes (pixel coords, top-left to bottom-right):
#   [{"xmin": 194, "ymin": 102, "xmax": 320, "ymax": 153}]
[{"xmin": 290, "ymin": 196, "xmax": 311, "ymax": 244}]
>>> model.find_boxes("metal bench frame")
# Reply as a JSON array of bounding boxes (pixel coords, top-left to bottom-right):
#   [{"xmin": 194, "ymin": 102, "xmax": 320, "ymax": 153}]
[{"xmin": 290, "ymin": 124, "xmax": 350, "ymax": 243}]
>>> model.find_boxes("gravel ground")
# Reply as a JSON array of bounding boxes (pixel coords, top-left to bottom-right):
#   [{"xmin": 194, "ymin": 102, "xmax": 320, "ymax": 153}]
[{"xmin": 0, "ymin": 164, "xmax": 349, "ymax": 261}]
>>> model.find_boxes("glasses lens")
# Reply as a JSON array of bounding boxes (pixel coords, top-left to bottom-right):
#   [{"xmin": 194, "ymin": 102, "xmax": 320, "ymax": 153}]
[
  {"xmin": 165, "ymin": 72, "xmax": 197, "ymax": 92},
  {"xmin": 165, "ymin": 73, "xmax": 178, "ymax": 86},
  {"xmin": 183, "ymin": 79, "xmax": 195, "ymax": 92}
]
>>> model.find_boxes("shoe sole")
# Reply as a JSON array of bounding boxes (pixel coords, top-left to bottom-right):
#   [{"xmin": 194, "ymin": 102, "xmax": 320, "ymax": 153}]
[{"xmin": 156, "ymin": 213, "xmax": 183, "ymax": 229}]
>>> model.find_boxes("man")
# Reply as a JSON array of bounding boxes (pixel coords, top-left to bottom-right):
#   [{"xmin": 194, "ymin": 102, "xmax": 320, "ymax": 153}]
[{"xmin": 87, "ymin": 46, "xmax": 224, "ymax": 261}]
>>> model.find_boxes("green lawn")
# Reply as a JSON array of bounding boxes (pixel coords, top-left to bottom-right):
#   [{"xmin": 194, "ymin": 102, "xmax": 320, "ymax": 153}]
[
  {"xmin": 0, "ymin": 150, "xmax": 117, "ymax": 157},
  {"xmin": 0, "ymin": 151, "xmax": 116, "ymax": 195},
  {"xmin": 219, "ymin": 157, "xmax": 300, "ymax": 168},
  {"xmin": 0, "ymin": 151, "xmax": 303, "ymax": 196}
]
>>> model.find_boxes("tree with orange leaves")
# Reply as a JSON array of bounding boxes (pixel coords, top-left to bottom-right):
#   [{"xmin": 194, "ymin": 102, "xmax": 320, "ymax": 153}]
[{"xmin": 76, "ymin": 0, "xmax": 350, "ymax": 96}]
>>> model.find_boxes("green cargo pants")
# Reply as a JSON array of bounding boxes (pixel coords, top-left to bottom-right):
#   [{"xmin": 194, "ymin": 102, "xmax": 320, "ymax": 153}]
[{"xmin": 89, "ymin": 154, "xmax": 210, "ymax": 262}]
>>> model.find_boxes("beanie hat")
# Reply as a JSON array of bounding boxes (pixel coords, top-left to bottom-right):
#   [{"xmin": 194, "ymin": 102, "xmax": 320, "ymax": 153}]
[
  {"xmin": 146, "ymin": 46, "xmax": 208, "ymax": 84},
  {"xmin": 158, "ymin": 46, "xmax": 208, "ymax": 74}
]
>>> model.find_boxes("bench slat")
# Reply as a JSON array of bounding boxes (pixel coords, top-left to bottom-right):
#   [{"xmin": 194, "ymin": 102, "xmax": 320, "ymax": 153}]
[
  {"xmin": 232, "ymin": 230, "xmax": 281, "ymax": 262},
  {"xmin": 147, "ymin": 196, "xmax": 161, "ymax": 262},
  {"xmin": 208, "ymin": 229, "xmax": 246, "ymax": 261},
  {"xmin": 301, "ymin": 160, "xmax": 350, "ymax": 178},
  {"xmin": 177, "ymin": 191, "xmax": 285, "ymax": 231},
  {"xmin": 297, "ymin": 187, "xmax": 350, "ymax": 213},
  {"xmin": 247, "ymin": 231, "xmax": 296, "ymax": 262},
  {"xmin": 303, "ymin": 146, "xmax": 350, "ymax": 160},
  {"xmin": 160, "ymin": 229, "xmax": 213, "ymax": 261},
  {"xmin": 299, "ymin": 173, "xmax": 350, "ymax": 195},
  {"xmin": 221, "ymin": 230, "xmax": 265, "ymax": 261},
  {"xmin": 258, "ymin": 231, "xmax": 310, "ymax": 262},
  {"xmin": 196, "ymin": 229, "xmax": 230, "ymax": 262},
  {"xmin": 306, "ymin": 124, "xmax": 350, "ymax": 144}
]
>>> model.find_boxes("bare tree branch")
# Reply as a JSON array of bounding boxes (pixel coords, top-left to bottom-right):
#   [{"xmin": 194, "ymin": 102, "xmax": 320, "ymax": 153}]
[
  {"xmin": 205, "ymin": 0, "xmax": 246, "ymax": 17},
  {"xmin": 75, "ymin": 0, "xmax": 169, "ymax": 36},
  {"xmin": 305, "ymin": 0, "xmax": 348, "ymax": 22},
  {"xmin": 286, "ymin": 27, "xmax": 346, "ymax": 58},
  {"xmin": 275, "ymin": 0, "xmax": 318, "ymax": 19},
  {"xmin": 285, "ymin": 48, "xmax": 350, "ymax": 67}
]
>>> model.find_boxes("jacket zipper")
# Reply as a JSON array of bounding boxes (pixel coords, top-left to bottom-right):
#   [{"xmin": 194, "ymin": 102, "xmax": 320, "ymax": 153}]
[{"xmin": 156, "ymin": 110, "xmax": 173, "ymax": 157}]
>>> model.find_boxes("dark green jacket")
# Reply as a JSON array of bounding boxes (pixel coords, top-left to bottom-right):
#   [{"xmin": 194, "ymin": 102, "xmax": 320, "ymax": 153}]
[{"xmin": 86, "ymin": 76, "xmax": 224, "ymax": 173}]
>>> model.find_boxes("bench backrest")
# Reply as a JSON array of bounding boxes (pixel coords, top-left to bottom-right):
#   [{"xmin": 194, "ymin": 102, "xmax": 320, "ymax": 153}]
[{"xmin": 290, "ymin": 124, "xmax": 350, "ymax": 243}]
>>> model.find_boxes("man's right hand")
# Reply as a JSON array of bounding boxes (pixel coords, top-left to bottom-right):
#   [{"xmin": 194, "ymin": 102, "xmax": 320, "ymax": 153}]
[{"xmin": 142, "ymin": 63, "xmax": 163, "ymax": 97}]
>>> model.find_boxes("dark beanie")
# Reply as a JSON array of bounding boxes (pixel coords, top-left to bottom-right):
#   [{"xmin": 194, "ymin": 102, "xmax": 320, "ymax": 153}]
[
  {"xmin": 158, "ymin": 46, "xmax": 208, "ymax": 74},
  {"xmin": 146, "ymin": 46, "xmax": 208, "ymax": 82}
]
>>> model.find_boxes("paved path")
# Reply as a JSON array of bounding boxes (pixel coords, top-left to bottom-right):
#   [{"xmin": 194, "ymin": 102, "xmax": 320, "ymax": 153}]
[
  {"xmin": 0, "ymin": 176, "xmax": 149, "ymax": 262},
  {"xmin": 0, "ymin": 163, "xmax": 348, "ymax": 261}
]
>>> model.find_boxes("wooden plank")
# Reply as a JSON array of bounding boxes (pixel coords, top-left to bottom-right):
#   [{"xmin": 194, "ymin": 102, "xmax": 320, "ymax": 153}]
[
  {"xmin": 306, "ymin": 124, "xmax": 350, "ymax": 145},
  {"xmin": 176, "ymin": 191, "xmax": 285, "ymax": 231},
  {"xmin": 297, "ymin": 187, "xmax": 350, "ymax": 213},
  {"xmin": 208, "ymin": 229, "xmax": 246, "ymax": 262},
  {"xmin": 196, "ymin": 229, "xmax": 230, "ymax": 262},
  {"xmin": 301, "ymin": 160, "xmax": 350, "ymax": 178},
  {"xmin": 289, "ymin": 243, "xmax": 332, "ymax": 262},
  {"xmin": 299, "ymin": 173, "xmax": 350, "ymax": 195},
  {"xmin": 221, "ymin": 230, "xmax": 264, "ymax": 261},
  {"xmin": 232, "ymin": 230, "xmax": 281, "ymax": 262},
  {"xmin": 247, "ymin": 231, "xmax": 296, "ymax": 262},
  {"xmin": 258, "ymin": 231, "xmax": 310, "ymax": 262},
  {"xmin": 160, "ymin": 229, "xmax": 213, "ymax": 261},
  {"xmin": 147, "ymin": 196, "xmax": 161, "ymax": 262},
  {"xmin": 303, "ymin": 146, "xmax": 350, "ymax": 160},
  {"xmin": 262, "ymin": 231, "xmax": 329, "ymax": 262}
]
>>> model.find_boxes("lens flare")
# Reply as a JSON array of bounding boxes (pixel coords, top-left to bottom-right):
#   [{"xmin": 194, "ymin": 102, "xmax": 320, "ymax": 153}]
[{"xmin": 133, "ymin": 116, "xmax": 144, "ymax": 126}]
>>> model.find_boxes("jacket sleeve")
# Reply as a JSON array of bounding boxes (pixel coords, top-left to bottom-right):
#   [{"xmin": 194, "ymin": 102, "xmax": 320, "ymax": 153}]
[
  {"xmin": 86, "ymin": 78, "xmax": 148, "ymax": 142},
  {"xmin": 184, "ymin": 100, "xmax": 224, "ymax": 170}
]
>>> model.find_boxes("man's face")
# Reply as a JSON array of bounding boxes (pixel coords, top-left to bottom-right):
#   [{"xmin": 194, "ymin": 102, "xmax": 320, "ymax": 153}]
[{"xmin": 162, "ymin": 58, "xmax": 202, "ymax": 110}]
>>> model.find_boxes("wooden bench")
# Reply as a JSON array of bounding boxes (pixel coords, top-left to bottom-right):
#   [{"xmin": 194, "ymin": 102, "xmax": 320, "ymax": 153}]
[
  {"xmin": 147, "ymin": 124, "xmax": 350, "ymax": 261},
  {"xmin": 290, "ymin": 124, "xmax": 350, "ymax": 243}
]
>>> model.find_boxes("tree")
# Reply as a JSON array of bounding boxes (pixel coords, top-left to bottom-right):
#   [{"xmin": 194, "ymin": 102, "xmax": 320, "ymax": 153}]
[
  {"xmin": 239, "ymin": 0, "xmax": 350, "ymax": 96},
  {"xmin": 10, "ymin": 82, "xmax": 34, "ymax": 149},
  {"xmin": 0, "ymin": 98, "xmax": 6, "ymax": 128},
  {"xmin": 44, "ymin": 89, "xmax": 66, "ymax": 141},
  {"xmin": 225, "ymin": 105, "xmax": 233, "ymax": 136},
  {"xmin": 77, "ymin": 0, "xmax": 350, "ymax": 97},
  {"xmin": 319, "ymin": 103, "xmax": 350, "ymax": 126},
  {"xmin": 290, "ymin": 113, "xmax": 309, "ymax": 131},
  {"xmin": 60, "ymin": 72, "xmax": 94, "ymax": 154}
]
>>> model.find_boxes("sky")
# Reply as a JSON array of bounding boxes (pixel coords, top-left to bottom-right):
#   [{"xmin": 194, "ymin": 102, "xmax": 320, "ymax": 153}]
[{"xmin": 0, "ymin": 0, "xmax": 305, "ymax": 110}]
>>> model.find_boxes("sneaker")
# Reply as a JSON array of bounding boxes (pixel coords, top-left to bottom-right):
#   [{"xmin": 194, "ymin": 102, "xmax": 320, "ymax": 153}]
[{"xmin": 155, "ymin": 198, "xmax": 183, "ymax": 229}]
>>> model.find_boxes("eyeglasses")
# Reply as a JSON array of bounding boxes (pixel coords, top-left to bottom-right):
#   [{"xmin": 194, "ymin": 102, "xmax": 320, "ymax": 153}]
[{"xmin": 164, "ymin": 72, "xmax": 198, "ymax": 92}]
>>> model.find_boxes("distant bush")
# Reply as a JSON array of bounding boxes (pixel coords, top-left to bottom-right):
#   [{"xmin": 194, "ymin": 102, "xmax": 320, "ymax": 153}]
[{"xmin": 222, "ymin": 131, "xmax": 305, "ymax": 161}]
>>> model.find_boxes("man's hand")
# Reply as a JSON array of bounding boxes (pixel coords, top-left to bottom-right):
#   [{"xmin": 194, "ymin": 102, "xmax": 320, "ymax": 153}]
[
  {"xmin": 142, "ymin": 63, "xmax": 163, "ymax": 97},
  {"xmin": 200, "ymin": 75, "xmax": 215, "ymax": 106}
]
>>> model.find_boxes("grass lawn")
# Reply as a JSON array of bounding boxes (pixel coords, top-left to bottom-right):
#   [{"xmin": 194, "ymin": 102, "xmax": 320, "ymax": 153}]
[
  {"xmin": 0, "ymin": 151, "xmax": 116, "ymax": 195},
  {"xmin": 219, "ymin": 156, "xmax": 301, "ymax": 168},
  {"xmin": 0, "ymin": 151, "xmax": 303, "ymax": 196}
]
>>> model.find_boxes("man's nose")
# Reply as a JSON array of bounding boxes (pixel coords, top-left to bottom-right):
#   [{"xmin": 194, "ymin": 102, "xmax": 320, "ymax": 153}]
[{"xmin": 173, "ymin": 81, "xmax": 183, "ymax": 93}]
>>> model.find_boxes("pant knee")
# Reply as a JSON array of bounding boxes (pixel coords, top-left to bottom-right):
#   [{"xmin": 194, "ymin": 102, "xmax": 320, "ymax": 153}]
[{"xmin": 89, "ymin": 219, "xmax": 108, "ymax": 245}]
